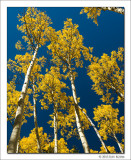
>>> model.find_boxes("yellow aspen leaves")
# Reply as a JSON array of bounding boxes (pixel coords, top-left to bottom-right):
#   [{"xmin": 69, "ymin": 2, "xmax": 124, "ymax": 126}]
[
  {"xmin": 7, "ymin": 80, "xmax": 33, "ymax": 125},
  {"xmin": 39, "ymin": 66, "xmax": 68, "ymax": 108},
  {"xmin": 56, "ymin": 97, "xmax": 91, "ymax": 139},
  {"xmin": 15, "ymin": 40, "xmax": 24, "ymax": 50},
  {"xmin": 80, "ymin": 7, "xmax": 102, "ymax": 26},
  {"xmin": 90, "ymin": 145, "xmax": 116, "ymax": 153},
  {"xmin": 47, "ymin": 18, "xmax": 92, "ymax": 77},
  {"xmin": 88, "ymin": 48, "xmax": 124, "ymax": 104},
  {"xmin": 7, "ymin": 53, "xmax": 46, "ymax": 126},
  {"xmin": 19, "ymin": 127, "xmax": 49, "ymax": 153},
  {"xmin": 99, "ymin": 146, "xmax": 116, "ymax": 153},
  {"xmin": 16, "ymin": 7, "xmax": 52, "ymax": 50},
  {"xmin": 19, "ymin": 127, "xmax": 70, "ymax": 153},
  {"xmin": 80, "ymin": 7, "xmax": 124, "ymax": 25},
  {"xmin": 8, "ymin": 52, "xmax": 46, "ymax": 80},
  {"xmin": 93, "ymin": 105, "xmax": 124, "ymax": 141}
]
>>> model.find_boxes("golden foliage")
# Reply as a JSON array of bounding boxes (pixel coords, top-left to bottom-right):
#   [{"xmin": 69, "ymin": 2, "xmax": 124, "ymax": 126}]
[
  {"xmin": 55, "ymin": 96, "xmax": 91, "ymax": 139},
  {"xmin": 8, "ymin": 52, "xmax": 46, "ymax": 82},
  {"xmin": 88, "ymin": 47, "xmax": 124, "ymax": 104},
  {"xmin": 99, "ymin": 145, "xmax": 116, "ymax": 153},
  {"xmin": 16, "ymin": 7, "xmax": 52, "ymax": 50},
  {"xmin": 7, "ymin": 79, "xmax": 33, "ymax": 124},
  {"xmin": 39, "ymin": 66, "xmax": 68, "ymax": 109},
  {"xmin": 19, "ymin": 127, "xmax": 70, "ymax": 153},
  {"xmin": 47, "ymin": 18, "xmax": 92, "ymax": 79},
  {"xmin": 80, "ymin": 7, "xmax": 102, "ymax": 26},
  {"xmin": 93, "ymin": 105, "xmax": 124, "ymax": 140}
]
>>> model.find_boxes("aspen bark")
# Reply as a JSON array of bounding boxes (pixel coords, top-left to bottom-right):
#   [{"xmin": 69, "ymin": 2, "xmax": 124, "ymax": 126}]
[
  {"xmin": 101, "ymin": 7, "xmax": 124, "ymax": 15},
  {"xmin": 16, "ymin": 137, "xmax": 20, "ymax": 153},
  {"xmin": 54, "ymin": 107, "xmax": 58, "ymax": 153},
  {"xmin": 33, "ymin": 80, "xmax": 42, "ymax": 153},
  {"xmin": 78, "ymin": 105, "xmax": 110, "ymax": 153},
  {"xmin": 111, "ymin": 85, "xmax": 124, "ymax": 100},
  {"xmin": 7, "ymin": 45, "xmax": 39, "ymax": 153},
  {"xmin": 69, "ymin": 66, "xmax": 90, "ymax": 153},
  {"xmin": 7, "ymin": 116, "xmax": 20, "ymax": 153},
  {"xmin": 113, "ymin": 133, "xmax": 124, "ymax": 153},
  {"xmin": 52, "ymin": 90, "xmax": 58, "ymax": 153}
]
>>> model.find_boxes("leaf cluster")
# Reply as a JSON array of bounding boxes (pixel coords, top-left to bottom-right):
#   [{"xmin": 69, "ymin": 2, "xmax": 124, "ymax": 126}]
[{"xmin": 88, "ymin": 47, "xmax": 124, "ymax": 104}]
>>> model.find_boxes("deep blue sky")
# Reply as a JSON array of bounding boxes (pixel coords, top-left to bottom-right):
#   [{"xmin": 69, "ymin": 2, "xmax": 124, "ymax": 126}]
[{"xmin": 7, "ymin": 7, "xmax": 124, "ymax": 153}]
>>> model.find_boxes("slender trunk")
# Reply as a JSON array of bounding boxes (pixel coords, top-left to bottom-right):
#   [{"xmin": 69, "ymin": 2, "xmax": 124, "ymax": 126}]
[
  {"xmin": 54, "ymin": 106, "xmax": 58, "ymax": 153},
  {"xmin": 111, "ymin": 85, "xmax": 124, "ymax": 100},
  {"xmin": 7, "ymin": 45, "xmax": 39, "ymax": 153},
  {"xmin": 33, "ymin": 79, "xmax": 42, "ymax": 153},
  {"xmin": 16, "ymin": 137, "xmax": 20, "ymax": 153},
  {"xmin": 7, "ymin": 116, "xmax": 21, "ymax": 153},
  {"xmin": 69, "ymin": 66, "xmax": 90, "ymax": 153},
  {"xmin": 78, "ymin": 106, "xmax": 110, "ymax": 153},
  {"xmin": 101, "ymin": 7, "xmax": 124, "ymax": 15},
  {"xmin": 52, "ymin": 90, "xmax": 58, "ymax": 153},
  {"xmin": 113, "ymin": 133, "xmax": 124, "ymax": 153}
]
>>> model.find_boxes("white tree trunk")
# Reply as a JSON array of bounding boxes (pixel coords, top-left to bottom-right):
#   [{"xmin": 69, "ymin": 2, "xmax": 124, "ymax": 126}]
[
  {"xmin": 7, "ymin": 116, "xmax": 20, "ymax": 153},
  {"xmin": 51, "ymin": 90, "xmax": 58, "ymax": 153},
  {"xmin": 78, "ymin": 105, "xmax": 109, "ymax": 153},
  {"xmin": 16, "ymin": 137, "xmax": 20, "ymax": 153},
  {"xmin": 33, "ymin": 81, "xmax": 42, "ymax": 153},
  {"xmin": 69, "ymin": 67, "xmax": 90, "ymax": 153},
  {"xmin": 101, "ymin": 7, "xmax": 124, "ymax": 15},
  {"xmin": 7, "ymin": 45, "xmax": 39, "ymax": 153},
  {"xmin": 111, "ymin": 85, "xmax": 124, "ymax": 100},
  {"xmin": 113, "ymin": 133, "xmax": 124, "ymax": 153},
  {"xmin": 54, "ymin": 107, "xmax": 58, "ymax": 153}
]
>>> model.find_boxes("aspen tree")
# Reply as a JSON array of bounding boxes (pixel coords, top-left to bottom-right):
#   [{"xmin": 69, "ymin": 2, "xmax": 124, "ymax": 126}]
[
  {"xmin": 7, "ymin": 78, "xmax": 33, "ymax": 153},
  {"xmin": 80, "ymin": 7, "xmax": 124, "ymax": 25},
  {"xmin": 39, "ymin": 67, "xmax": 68, "ymax": 153},
  {"xmin": 8, "ymin": 53, "xmax": 46, "ymax": 153},
  {"xmin": 47, "ymin": 19, "xmax": 93, "ymax": 153},
  {"xmin": 93, "ymin": 105, "xmax": 124, "ymax": 153},
  {"xmin": 32, "ymin": 78, "xmax": 42, "ymax": 153},
  {"xmin": 7, "ymin": 7, "xmax": 52, "ymax": 153}
]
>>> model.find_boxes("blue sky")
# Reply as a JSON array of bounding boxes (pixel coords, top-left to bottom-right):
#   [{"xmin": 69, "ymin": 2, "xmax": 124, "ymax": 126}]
[{"xmin": 7, "ymin": 7, "xmax": 124, "ymax": 153}]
